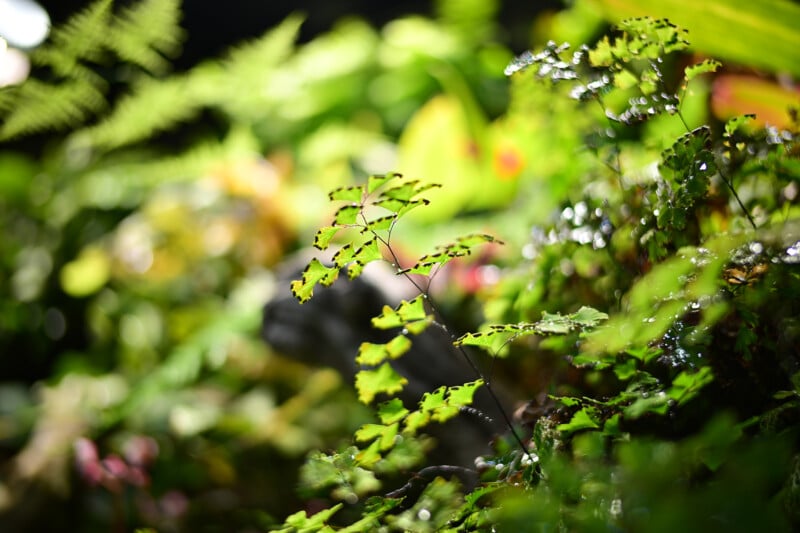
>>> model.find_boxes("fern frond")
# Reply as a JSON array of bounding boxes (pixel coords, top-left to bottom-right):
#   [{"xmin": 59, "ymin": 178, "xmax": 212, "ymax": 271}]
[
  {"xmin": 31, "ymin": 0, "xmax": 113, "ymax": 76},
  {"xmin": 81, "ymin": 74, "xmax": 197, "ymax": 149},
  {"xmin": 110, "ymin": 0, "xmax": 184, "ymax": 74},
  {"xmin": 0, "ymin": 79, "xmax": 107, "ymax": 140},
  {"xmin": 79, "ymin": 15, "xmax": 303, "ymax": 150},
  {"xmin": 214, "ymin": 14, "xmax": 304, "ymax": 117}
]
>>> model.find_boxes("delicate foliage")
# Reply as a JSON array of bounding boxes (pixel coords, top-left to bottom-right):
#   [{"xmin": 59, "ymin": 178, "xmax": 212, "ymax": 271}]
[
  {"xmin": 455, "ymin": 306, "xmax": 608, "ymax": 350},
  {"xmin": 0, "ymin": 0, "xmax": 184, "ymax": 140}
]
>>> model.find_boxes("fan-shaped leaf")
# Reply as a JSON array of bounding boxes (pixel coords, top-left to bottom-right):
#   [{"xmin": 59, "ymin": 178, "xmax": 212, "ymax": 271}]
[
  {"xmin": 355, "ymin": 363, "xmax": 407, "ymax": 404},
  {"xmin": 329, "ymin": 185, "xmax": 364, "ymax": 202},
  {"xmin": 290, "ymin": 258, "xmax": 339, "ymax": 303}
]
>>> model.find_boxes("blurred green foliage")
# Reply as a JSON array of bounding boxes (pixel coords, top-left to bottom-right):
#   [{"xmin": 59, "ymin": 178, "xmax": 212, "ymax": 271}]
[{"xmin": 0, "ymin": 0, "xmax": 799, "ymax": 531}]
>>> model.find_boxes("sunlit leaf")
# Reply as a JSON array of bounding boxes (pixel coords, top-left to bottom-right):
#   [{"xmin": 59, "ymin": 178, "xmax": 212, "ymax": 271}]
[
  {"xmin": 684, "ymin": 58, "xmax": 721, "ymax": 82},
  {"xmin": 367, "ymin": 172, "xmax": 401, "ymax": 194},
  {"xmin": 385, "ymin": 335, "xmax": 412, "ymax": 358},
  {"xmin": 355, "ymin": 422, "xmax": 398, "ymax": 450},
  {"xmin": 284, "ymin": 503, "xmax": 343, "ymax": 531},
  {"xmin": 290, "ymin": 258, "xmax": 339, "ymax": 303},
  {"xmin": 332, "ymin": 243, "xmax": 356, "ymax": 268},
  {"xmin": 419, "ymin": 386, "xmax": 447, "ymax": 413},
  {"xmin": 314, "ymin": 226, "xmax": 340, "ymax": 250},
  {"xmin": 724, "ymin": 113, "xmax": 758, "ymax": 138},
  {"xmin": 378, "ymin": 398, "xmax": 409, "ymax": 425},
  {"xmin": 366, "ymin": 214, "xmax": 396, "ymax": 232},
  {"xmin": 357, "ymin": 342, "xmax": 389, "ymax": 366},
  {"xmin": 355, "ymin": 363, "xmax": 407, "ymax": 404},
  {"xmin": 371, "ymin": 296, "xmax": 428, "ymax": 329},
  {"xmin": 379, "ymin": 180, "xmax": 421, "ymax": 202},
  {"xmin": 355, "ymin": 423, "xmax": 388, "ymax": 443},
  {"xmin": 355, "ymin": 336, "xmax": 412, "ymax": 366},
  {"xmin": 356, "ymin": 438, "xmax": 383, "ymax": 468},
  {"xmin": 447, "ymin": 380, "xmax": 483, "ymax": 408},
  {"xmin": 334, "ymin": 204, "xmax": 361, "ymax": 225},
  {"xmin": 329, "ymin": 185, "xmax": 364, "ymax": 202},
  {"xmin": 347, "ymin": 238, "xmax": 383, "ymax": 279},
  {"xmin": 402, "ymin": 410, "xmax": 430, "ymax": 435},
  {"xmin": 400, "ymin": 234, "xmax": 501, "ymax": 275}
]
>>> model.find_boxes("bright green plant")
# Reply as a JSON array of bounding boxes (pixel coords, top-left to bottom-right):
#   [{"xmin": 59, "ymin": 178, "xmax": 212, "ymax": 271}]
[{"xmin": 271, "ymin": 16, "xmax": 800, "ymax": 532}]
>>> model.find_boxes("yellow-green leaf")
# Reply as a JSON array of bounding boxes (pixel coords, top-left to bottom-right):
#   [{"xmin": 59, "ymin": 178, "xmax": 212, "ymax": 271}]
[{"xmin": 355, "ymin": 363, "xmax": 407, "ymax": 404}]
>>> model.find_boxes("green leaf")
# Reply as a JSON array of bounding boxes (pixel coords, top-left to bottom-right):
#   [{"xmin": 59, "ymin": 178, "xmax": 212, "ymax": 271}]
[
  {"xmin": 668, "ymin": 366, "xmax": 714, "ymax": 405},
  {"xmin": 355, "ymin": 423, "xmax": 388, "ymax": 443},
  {"xmin": 403, "ymin": 410, "xmax": 430, "ymax": 435},
  {"xmin": 447, "ymin": 380, "xmax": 484, "ymax": 408},
  {"xmin": 334, "ymin": 204, "xmax": 361, "ymax": 225},
  {"xmin": 371, "ymin": 296, "xmax": 428, "ymax": 329},
  {"xmin": 419, "ymin": 386, "xmax": 447, "ymax": 413},
  {"xmin": 356, "ymin": 438, "xmax": 383, "ymax": 468},
  {"xmin": 329, "ymin": 185, "xmax": 364, "ymax": 202},
  {"xmin": 454, "ymin": 324, "xmax": 527, "ymax": 349},
  {"xmin": 571, "ymin": 306, "xmax": 610, "ymax": 328},
  {"xmin": 724, "ymin": 114, "xmax": 757, "ymax": 137},
  {"xmin": 378, "ymin": 398, "xmax": 409, "ymax": 425},
  {"xmin": 684, "ymin": 58, "xmax": 721, "ymax": 82},
  {"xmin": 356, "ymin": 342, "xmax": 390, "ymax": 366},
  {"xmin": 589, "ymin": 17, "xmax": 689, "ymax": 66},
  {"xmin": 624, "ymin": 393, "xmax": 670, "ymax": 419},
  {"xmin": 347, "ymin": 238, "xmax": 383, "ymax": 279},
  {"xmin": 332, "ymin": 243, "xmax": 356, "ymax": 268},
  {"xmin": 557, "ymin": 407, "xmax": 600, "ymax": 435},
  {"xmin": 355, "ymin": 363, "xmax": 407, "ymax": 404},
  {"xmin": 355, "ymin": 336, "xmax": 411, "ymax": 366},
  {"xmin": 401, "ymin": 234, "xmax": 502, "ymax": 275},
  {"xmin": 396, "ymin": 198, "xmax": 432, "ymax": 218},
  {"xmin": 290, "ymin": 258, "xmax": 339, "ymax": 303},
  {"xmin": 355, "ymin": 422, "xmax": 398, "ymax": 450},
  {"xmin": 367, "ymin": 172, "xmax": 401, "ymax": 194},
  {"xmin": 404, "ymin": 317, "xmax": 432, "ymax": 335},
  {"xmin": 366, "ymin": 214, "xmax": 396, "ymax": 232},
  {"xmin": 536, "ymin": 312, "xmax": 573, "ymax": 334},
  {"xmin": 625, "ymin": 346, "xmax": 663, "ymax": 363},
  {"xmin": 431, "ymin": 404, "xmax": 460, "ymax": 423},
  {"xmin": 313, "ymin": 226, "xmax": 340, "ymax": 250},
  {"xmin": 379, "ymin": 180, "xmax": 421, "ymax": 202},
  {"xmin": 284, "ymin": 504, "xmax": 343, "ymax": 530},
  {"xmin": 385, "ymin": 335, "xmax": 412, "ymax": 358}
]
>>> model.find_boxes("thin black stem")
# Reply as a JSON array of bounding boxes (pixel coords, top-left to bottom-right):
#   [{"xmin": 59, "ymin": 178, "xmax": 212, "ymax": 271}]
[
  {"xmin": 718, "ymin": 167, "xmax": 758, "ymax": 230},
  {"xmin": 376, "ymin": 230, "xmax": 533, "ymax": 462}
]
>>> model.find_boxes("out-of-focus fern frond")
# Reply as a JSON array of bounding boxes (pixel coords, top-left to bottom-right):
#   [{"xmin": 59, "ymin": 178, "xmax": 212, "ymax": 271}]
[
  {"xmin": 81, "ymin": 75, "xmax": 196, "ymax": 150},
  {"xmin": 0, "ymin": 79, "xmax": 107, "ymax": 140},
  {"xmin": 211, "ymin": 13, "xmax": 305, "ymax": 117},
  {"xmin": 79, "ymin": 15, "xmax": 304, "ymax": 151},
  {"xmin": 31, "ymin": 0, "xmax": 113, "ymax": 77},
  {"xmin": 0, "ymin": 0, "xmax": 185, "ymax": 141},
  {"xmin": 110, "ymin": 0, "xmax": 184, "ymax": 74}
]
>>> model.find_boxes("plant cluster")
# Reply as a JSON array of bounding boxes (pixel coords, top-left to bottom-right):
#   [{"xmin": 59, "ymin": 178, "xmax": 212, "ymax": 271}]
[
  {"xmin": 1, "ymin": 0, "xmax": 799, "ymax": 531},
  {"xmin": 272, "ymin": 16, "xmax": 800, "ymax": 532}
]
